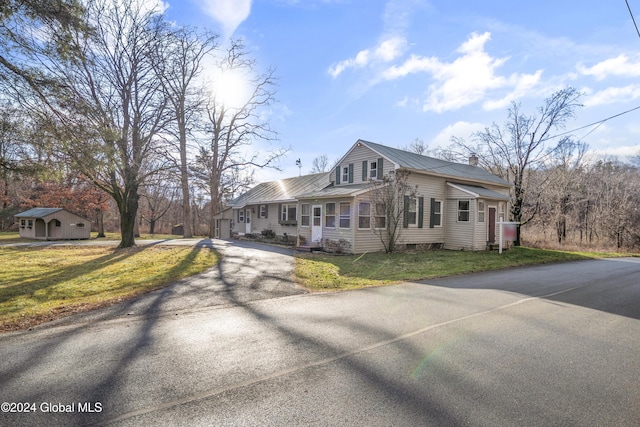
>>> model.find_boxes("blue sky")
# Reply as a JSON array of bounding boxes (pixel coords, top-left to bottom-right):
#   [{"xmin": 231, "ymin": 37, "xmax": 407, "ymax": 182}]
[{"xmin": 162, "ymin": 0, "xmax": 640, "ymax": 181}]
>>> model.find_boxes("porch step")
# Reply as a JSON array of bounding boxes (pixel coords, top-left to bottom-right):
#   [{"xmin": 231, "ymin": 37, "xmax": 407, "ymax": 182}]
[{"xmin": 296, "ymin": 244, "xmax": 322, "ymax": 253}]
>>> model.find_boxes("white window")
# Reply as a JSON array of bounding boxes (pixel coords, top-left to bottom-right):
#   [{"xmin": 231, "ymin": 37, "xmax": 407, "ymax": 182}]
[
  {"xmin": 20, "ymin": 219, "xmax": 25, "ymax": 228},
  {"xmin": 407, "ymin": 197, "xmax": 417, "ymax": 226},
  {"xmin": 374, "ymin": 203, "xmax": 386, "ymax": 229},
  {"xmin": 238, "ymin": 210, "xmax": 245, "ymax": 223},
  {"xmin": 281, "ymin": 204, "xmax": 297, "ymax": 222},
  {"xmin": 432, "ymin": 200, "xmax": 442, "ymax": 227},
  {"xmin": 342, "ymin": 166, "xmax": 349, "ymax": 183},
  {"xmin": 301, "ymin": 204, "xmax": 310, "ymax": 227},
  {"xmin": 339, "ymin": 202, "xmax": 351, "ymax": 228},
  {"xmin": 358, "ymin": 202, "xmax": 371, "ymax": 229},
  {"xmin": 458, "ymin": 200, "xmax": 470, "ymax": 222},
  {"xmin": 259, "ymin": 205, "xmax": 267, "ymax": 218},
  {"xmin": 478, "ymin": 200, "xmax": 485, "ymax": 223},
  {"xmin": 369, "ymin": 161, "xmax": 378, "ymax": 179},
  {"xmin": 325, "ymin": 203, "xmax": 336, "ymax": 228}
]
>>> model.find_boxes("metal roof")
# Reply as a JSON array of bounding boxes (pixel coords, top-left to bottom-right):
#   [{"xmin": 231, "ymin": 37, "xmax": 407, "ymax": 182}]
[
  {"xmin": 448, "ymin": 183, "xmax": 511, "ymax": 200},
  {"xmin": 359, "ymin": 140, "xmax": 511, "ymax": 187},
  {"xmin": 297, "ymin": 183, "xmax": 372, "ymax": 199},
  {"xmin": 15, "ymin": 208, "xmax": 64, "ymax": 218},
  {"xmin": 230, "ymin": 172, "xmax": 331, "ymax": 208}
]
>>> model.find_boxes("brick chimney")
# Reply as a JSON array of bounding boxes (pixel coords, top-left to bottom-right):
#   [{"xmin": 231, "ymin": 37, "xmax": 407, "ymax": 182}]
[{"xmin": 469, "ymin": 153, "xmax": 479, "ymax": 166}]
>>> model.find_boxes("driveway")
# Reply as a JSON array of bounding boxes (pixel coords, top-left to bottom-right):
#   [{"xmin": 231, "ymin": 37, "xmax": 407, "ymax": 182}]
[{"xmin": 25, "ymin": 238, "xmax": 306, "ymax": 329}]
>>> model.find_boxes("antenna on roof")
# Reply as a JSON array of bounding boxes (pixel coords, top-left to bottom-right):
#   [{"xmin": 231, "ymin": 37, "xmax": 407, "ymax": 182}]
[{"xmin": 296, "ymin": 158, "xmax": 301, "ymax": 176}]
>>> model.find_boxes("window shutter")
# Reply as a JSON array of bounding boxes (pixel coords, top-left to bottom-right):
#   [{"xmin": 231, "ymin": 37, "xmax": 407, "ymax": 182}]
[
  {"xmin": 418, "ymin": 197, "xmax": 424, "ymax": 228},
  {"xmin": 336, "ymin": 166, "xmax": 340, "ymax": 185},
  {"xmin": 377, "ymin": 158, "xmax": 383, "ymax": 179},
  {"xmin": 362, "ymin": 161, "xmax": 368, "ymax": 181},
  {"xmin": 348, "ymin": 163, "xmax": 354, "ymax": 183},
  {"xmin": 237, "ymin": 209, "xmax": 241, "ymax": 222},
  {"xmin": 403, "ymin": 195, "xmax": 409, "ymax": 228},
  {"xmin": 429, "ymin": 198, "xmax": 435, "ymax": 228},
  {"xmin": 264, "ymin": 205, "xmax": 268, "ymax": 218},
  {"xmin": 278, "ymin": 204, "xmax": 283, "ymax": 224}
]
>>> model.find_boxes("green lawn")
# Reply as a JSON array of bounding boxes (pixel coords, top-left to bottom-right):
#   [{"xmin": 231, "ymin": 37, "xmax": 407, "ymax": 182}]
[
  {"xmin": 295, "ymin": 247, "xmax": 629, "ymax": 291},
  {"xmin": 0, "ymin": 245, "xmax": 219, "ymax": 331}
]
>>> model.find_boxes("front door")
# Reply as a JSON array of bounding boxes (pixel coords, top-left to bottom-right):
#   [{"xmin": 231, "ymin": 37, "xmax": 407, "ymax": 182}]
[
  {"xmin": 488, "ymin": 207, "xmax": 496, "ymax": 244},
  {"xmin": 312, "ymin": 205, "xmax": 322, "ymax": 243},
  {"xmin": 245, "ymin": 209, "xmax": 251, "ymax": 234}
]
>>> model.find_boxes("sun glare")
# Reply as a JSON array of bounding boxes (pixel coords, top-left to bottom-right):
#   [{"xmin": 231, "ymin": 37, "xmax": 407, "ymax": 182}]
[{"xmin": 211, "ymin": 69, "xmax": 252, "ymax": 109}]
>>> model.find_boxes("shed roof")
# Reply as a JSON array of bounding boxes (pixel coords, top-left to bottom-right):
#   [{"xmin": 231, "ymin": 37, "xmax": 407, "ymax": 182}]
[
  {"xmin": 15, "ymin": 208, "xmax": 64, "ymax": 218},
  {"xmin": 230, "ymin": 172, "xmax": 330, "ymax": 208},
  {"xmin": 358, "ymin": 140, "xmax": 511, "ymax": 187}
]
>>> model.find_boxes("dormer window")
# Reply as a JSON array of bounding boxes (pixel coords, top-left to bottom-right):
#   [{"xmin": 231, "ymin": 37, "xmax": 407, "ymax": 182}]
[{"xmin": 342, "ymin": 165, "xmax": 349, "ymax": 183}]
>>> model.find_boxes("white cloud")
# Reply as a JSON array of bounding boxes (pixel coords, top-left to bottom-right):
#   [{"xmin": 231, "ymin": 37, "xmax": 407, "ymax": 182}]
[
  {"xmin": 382, "ymin": 32, "xmax": 542, "ymax": 113},
  {"xmin": 587, "ymin": 144, "xmax": 640, "ymax": 159},
  {"xmin": 577, "ymin": 54, "xmax": 640, "ymax": 80},
  {"xmin": 482, "ymin": 70, "xmax": 543, "ymax": 110},
  {"xmin": 196, "ymin": 0, "xmax": 252, "ymax": 37},
  {"xmin": 432, "ymin": 121, "xmax": 486, "ymax": 148},
  {"xmin": 328, "ymin": 36, "xmax": 407, "ymax": 78},
  {"xmin": 584, "ymin": 84, "xmax": 640, "ymax": 107}
]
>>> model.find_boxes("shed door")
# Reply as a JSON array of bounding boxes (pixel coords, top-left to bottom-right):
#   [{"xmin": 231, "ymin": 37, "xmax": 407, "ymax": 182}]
[{"xmin": 312, "ymin": 205, "xmax": 322, "ymax": 243}]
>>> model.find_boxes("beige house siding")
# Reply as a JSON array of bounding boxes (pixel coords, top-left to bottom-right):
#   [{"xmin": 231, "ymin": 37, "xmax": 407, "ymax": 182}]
[
  {"xmin": 306, "ymin": 197, "xmax": 355, "ymax": 253},
  {"xmin": 232, "ymin": 203, "xmax": 298, "ymax": 237},
  {"xmin": 334, "ymin": 144, "xmax": 395, "ymax": 187},
  {"xmin": 443, "ymin": 198, "xmax": 476, "ymax": 250},
  {"xmin": 353, "ymin": 194, "xmax": 386, "ymax": 253},
  {"xmin": 473, "ymin": 199, "xmax": 488, "ymax": 250},
  {"xmin": 352, "ymin": 173, "xmax": 449, "ymax": 253}
]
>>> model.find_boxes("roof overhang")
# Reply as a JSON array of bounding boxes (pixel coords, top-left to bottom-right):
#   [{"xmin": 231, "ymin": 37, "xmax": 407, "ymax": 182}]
[
  {"xmin": 447, "ymin": 182, "xmax": 511, "ymax": 201},
  {"xmin": 405, "ymin": 167, "xmax": 512, "ymax": 189}
]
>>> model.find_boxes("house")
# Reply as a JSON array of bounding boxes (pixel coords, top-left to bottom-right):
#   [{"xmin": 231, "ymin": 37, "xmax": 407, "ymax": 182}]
[
  {"xmin": 226, "ymin": 172, "xmax": 331, "ymax": 240},
  {"xmin": 15, "ymin": 208, "xmax": 91, "ymax": 240},
  {"xmin": 227, "ymin": 139, "xmax": 512, "ymax": 253}
]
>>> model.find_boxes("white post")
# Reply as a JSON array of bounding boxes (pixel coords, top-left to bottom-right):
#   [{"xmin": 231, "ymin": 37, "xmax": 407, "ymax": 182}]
[{"xmin": 499, "ymin": 222, "xmax": 503, "ymax": 254}]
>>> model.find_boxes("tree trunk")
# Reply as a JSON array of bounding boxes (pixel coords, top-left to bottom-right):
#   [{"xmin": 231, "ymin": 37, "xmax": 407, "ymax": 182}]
[
  {"xmin": 179, "ymin": 122, "xmax": 193, "ymax": 238},
  {"xmin": 118, "ymin": 188, "xmax": 138, "ymax": 248},
  {"xmin": 208, "ymin": 173, "xmax": 220, "ymax": 238},
  {"xmin": 97, "ymin": 210, "xmax": 105, "ymax": 238},
  {"xmin": 181, "ymin": 178, "xmax": 192, "ymax": 238},
  {"xmin": 149, "ymin": 217, "xmax": 156, "ymax": 235}
]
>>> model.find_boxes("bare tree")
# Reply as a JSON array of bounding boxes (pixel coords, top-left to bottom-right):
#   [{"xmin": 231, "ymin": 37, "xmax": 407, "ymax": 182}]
[
  {"xmin": 194, "ymin": 40, "xmax": 287, "ymax": 237},
  {"xmin": 310, "ymin": 154, "xmax": 329, "ymax": 173},
  {"xmin": 139, "ymin": 170, "xmax": 178, "ymax": 235},
  {"xmin": 400, "ymin": 138, "xmax": 428, "ymax": 155},
  {"xmin": 152, "ymin": 25, "xmax": 218, "ymax": 238},
  {"xmin": 12, "ymin": 0, "xmax": 172, "ymax": 247},
  {"xmin": 368, "ymin": 170, "xmax": 417, "ymax": 253},
  {"xmin": 451, "ymin": 87, "xmax": 583, "ymax": 245}
]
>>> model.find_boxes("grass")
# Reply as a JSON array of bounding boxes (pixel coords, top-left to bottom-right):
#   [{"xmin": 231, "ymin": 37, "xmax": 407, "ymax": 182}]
[
  {"xmin": 295, "ymin": 247, "xmax": 629, "ymax": 291},
  {"xmin": 0, "ymin": 245, "xmax": 219, "ymax": 331},
  {"xmin": 91, "ymin": 232, "xmax": 191, "ymax": 240},
  {"xmin": 0, "ymin": 231, "xmax": 200, "ymax": 244}
]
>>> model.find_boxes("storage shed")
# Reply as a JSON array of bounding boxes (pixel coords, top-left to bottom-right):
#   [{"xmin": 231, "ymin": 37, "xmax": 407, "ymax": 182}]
[{"xmin": 15, "ymin": 208, "xmax": 91, "ymax": 240}]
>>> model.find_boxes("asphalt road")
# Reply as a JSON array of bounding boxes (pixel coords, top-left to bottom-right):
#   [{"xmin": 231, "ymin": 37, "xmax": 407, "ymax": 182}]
[{"xmin": 0, "ymin": 256, "xmax": 639, "ymax": 426}]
